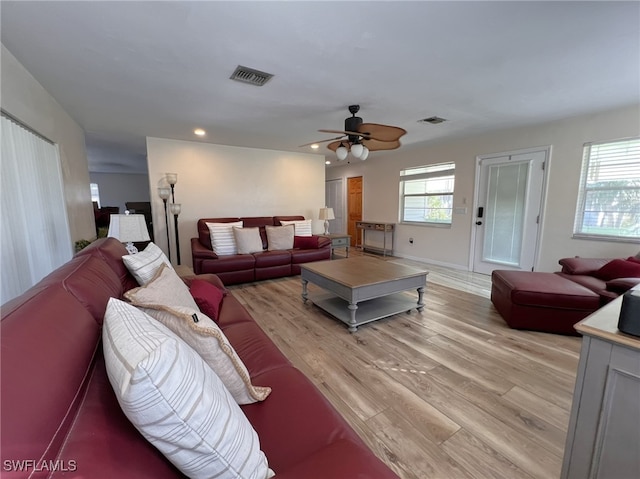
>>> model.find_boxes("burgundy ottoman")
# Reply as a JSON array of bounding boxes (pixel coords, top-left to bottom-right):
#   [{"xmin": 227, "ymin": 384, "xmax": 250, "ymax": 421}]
[{"xmin": 491, "ymin": 271, "xmax": 601, "ymax": 335}]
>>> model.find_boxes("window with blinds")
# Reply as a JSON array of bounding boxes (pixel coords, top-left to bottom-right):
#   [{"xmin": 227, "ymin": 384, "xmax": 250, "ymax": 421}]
[
  {"xmin": 400, "ymin": 162, "xmax": 455, "ymax": 225},
  {"xmin": 573, "ymin": 137, "xmax": 640, "ymax": 241}
]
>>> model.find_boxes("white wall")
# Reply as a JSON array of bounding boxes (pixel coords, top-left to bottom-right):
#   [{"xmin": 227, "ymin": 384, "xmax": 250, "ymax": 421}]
[
  {"xmin": 89, "ymin": 172, "xmax": 151, "ymax": 214},
  {"xmin": 327, "ymin": 105, "xmax": 640, "ymax": 272},
  {"xmin": 146, "ymin": 137, "xmax": 326, "ymax": 267},
  {"xmin": 1, "ymin": 45, "xmax": 95, "ymax": 243}
]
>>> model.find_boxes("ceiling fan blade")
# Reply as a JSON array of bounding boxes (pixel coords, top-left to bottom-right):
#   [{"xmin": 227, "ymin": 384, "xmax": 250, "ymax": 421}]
[
  {"xmin": 298, "ymin": 136, "xmax": 345, "ymax": 148},
  {"xmin": 318, "ymin": 129, "xmax": 371, "ymax": 138},
  {"xmin": 327, "ymin": 139, "xmax": 401, "ymax": 152},
  {"xmin": 358, "ymin": 123, "xmax": 406, "ymax": 142},
  {"xmin": 362, "ymin": 138, "xmax": 402, "ymax": 151}
]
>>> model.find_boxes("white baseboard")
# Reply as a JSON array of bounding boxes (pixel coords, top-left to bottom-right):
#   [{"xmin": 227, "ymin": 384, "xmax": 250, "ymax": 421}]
[{"xmin": 393, "ymin": 252, "xmax": 470, "ymax": 271}]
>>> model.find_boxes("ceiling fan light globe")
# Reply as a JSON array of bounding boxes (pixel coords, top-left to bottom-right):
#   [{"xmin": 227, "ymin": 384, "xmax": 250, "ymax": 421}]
[
  {"xmin": 351, "ymin": 143, "xmax": 364, "ymax": 158},
  {"xmin": 336, "ymin": 146, "xmax": 348, "ymax": 161},
  {"xmin": 360, "ymin": 146, "xmax": 369, "ymax": 161}
]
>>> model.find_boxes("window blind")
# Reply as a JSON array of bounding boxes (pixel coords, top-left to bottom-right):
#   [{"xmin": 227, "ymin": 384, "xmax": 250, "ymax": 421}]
[{"xmin": 574, "ymin": 137, "xmax": 640, "ymax": 240}]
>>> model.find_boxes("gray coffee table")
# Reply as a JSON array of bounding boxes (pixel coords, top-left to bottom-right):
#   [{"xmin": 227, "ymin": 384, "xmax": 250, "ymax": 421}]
[{"xmin": 301, "ymin": 256, "xmax": 428, "ymax": 332}]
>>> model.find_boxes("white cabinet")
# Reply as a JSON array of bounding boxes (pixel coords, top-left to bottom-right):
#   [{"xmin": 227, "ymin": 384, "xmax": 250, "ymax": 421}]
[{"xmin": 561, "ymin": 294, "xmax": 640, "ymax": 479}]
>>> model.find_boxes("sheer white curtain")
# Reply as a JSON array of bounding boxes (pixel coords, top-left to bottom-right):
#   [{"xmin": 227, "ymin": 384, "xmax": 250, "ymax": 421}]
[{"xmin": 1, "ymin": 114, "xmax": 72, "ymax": 304}]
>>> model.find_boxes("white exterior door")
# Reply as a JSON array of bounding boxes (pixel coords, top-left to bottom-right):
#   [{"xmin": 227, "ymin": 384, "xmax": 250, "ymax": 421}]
[{"xmin": 472, "ymin": 148, "xmax": 547, "ymax": 275}]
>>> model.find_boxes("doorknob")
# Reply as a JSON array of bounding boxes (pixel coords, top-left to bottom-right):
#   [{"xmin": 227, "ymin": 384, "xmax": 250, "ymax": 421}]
[{"xmin": 475, "ymin": 221, "xmax": 483, "ymax": 225}]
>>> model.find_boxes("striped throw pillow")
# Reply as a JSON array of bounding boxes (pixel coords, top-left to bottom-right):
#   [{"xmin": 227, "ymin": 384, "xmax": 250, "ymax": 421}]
[
  {"xmin": 206, "ymin": 221, "xmax": 243, "ymax": 255},
  {"xmin": 122, "ymin": 242, "xmax": 172, "ymax": 285},
  {"xmin": 103, "ymin": 299, "xmax": 274, "ymax": 479},
  {"xmin": 279, "ymin": 219, "xmax": 313, "ymax": 237}
]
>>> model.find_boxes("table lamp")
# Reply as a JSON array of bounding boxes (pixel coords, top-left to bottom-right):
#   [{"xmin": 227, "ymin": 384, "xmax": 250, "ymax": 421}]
[
  {"xmin": 319, "ymin": 207, "xmax": 335, "ymax": 235},
  {"xmin": 107, "ymin": 211, "xmax": 150, "ymax": 254}
]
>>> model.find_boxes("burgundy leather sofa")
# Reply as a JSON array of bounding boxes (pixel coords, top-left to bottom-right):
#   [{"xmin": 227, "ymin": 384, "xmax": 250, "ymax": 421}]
[
  {"xmin": 491, "ymin": 256, "xmax": 640, "ymax": 335},
  {"xmin": 191, "ymin": 216, "xmax": 331, "ymax": 284},
  {"xmin": 1, "ymin": 238, "xmax": 398, "ymax": 479}
]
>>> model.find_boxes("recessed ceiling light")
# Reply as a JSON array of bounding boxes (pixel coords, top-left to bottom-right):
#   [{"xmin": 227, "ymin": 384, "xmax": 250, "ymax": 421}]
[
  {"xmin": 311, "ymin": 144, "xmax": 319, "ymax": 150},
  {"xmin": 194, "ymin": 128, "xmax": 206, "ymax": 136},
  {"xmin": 325, "ymin": 160, "xmax": 331, "ymax": 165}
]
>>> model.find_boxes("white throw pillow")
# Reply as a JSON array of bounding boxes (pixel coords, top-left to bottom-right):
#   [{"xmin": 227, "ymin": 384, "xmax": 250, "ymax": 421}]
[
  {"xmin": 122, "ymin": 242, "xmax": 172, "ymax": 285},
  {"xmin": 124, "ymin": 264, "xmax": 199, "ymax": 311},
  {"xmin": 138, "ymin": 304, "xmax": 271, "ymax": 404},
  {"xmin": 206, "ymin": 221, "xmax": 243, "ymax": 255},
  {"xmin": 103, "ymin": 299, "xmax": 274, "ymax": 479},
  {"xmin": 265, "ymin": 225, "xmax": 294, "ymax": 251},
  {"xmin": 233, "ymin": 227, "xmax": 264, "ymax": 255},
  {"xmin": 279, "ymin": 219, "xmax": 312, "ymax": 237}
]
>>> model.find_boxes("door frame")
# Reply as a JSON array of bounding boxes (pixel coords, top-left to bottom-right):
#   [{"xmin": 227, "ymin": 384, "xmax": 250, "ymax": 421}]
[
  {"xmin": 468, "ymin": 145, "xmax": 551, "ymax": 273},
  {"xmin": 347, "ymin": 176, "xmax": 363, "ymax": 247}
]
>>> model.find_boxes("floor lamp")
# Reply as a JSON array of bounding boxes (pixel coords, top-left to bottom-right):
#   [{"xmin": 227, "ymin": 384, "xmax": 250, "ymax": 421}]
[
  {"xmin": 157, "ymin": 187, "xmax": 171, "ymax": 262},
  {"xmin": 170, "ymin": 203, "xmax": 181, "ymax": 265}
]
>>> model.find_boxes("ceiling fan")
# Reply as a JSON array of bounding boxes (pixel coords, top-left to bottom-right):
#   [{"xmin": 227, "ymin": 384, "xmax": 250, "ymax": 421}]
[{"xmin": 301, "ymin": 105, "xmax": 407, "ymax": 161}]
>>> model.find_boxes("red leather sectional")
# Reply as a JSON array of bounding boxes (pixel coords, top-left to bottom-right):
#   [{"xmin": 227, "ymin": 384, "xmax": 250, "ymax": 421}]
[
  {"xmin": 491, "ymin": 256, "xmax": 640, "ymax": 335},
  {"xmin": 0, "ymin": 238, "xmax": 398, "ymax": 478},
  {"xmin": 191, "ymin": 216, "xmax": 331, "ymax": 284}
]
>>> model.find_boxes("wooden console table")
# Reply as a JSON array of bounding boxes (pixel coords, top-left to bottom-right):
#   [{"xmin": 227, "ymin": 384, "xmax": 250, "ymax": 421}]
[{"xmin": 355, "ymin": 221, "xmax": 395, "ymax": 256}]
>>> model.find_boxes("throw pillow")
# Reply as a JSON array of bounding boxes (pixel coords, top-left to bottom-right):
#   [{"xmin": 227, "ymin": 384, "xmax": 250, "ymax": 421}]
[
  {"xmin": 279, "ymin": 219, "xmax": 313, "ymax": 236},
  {"xmin": 265, "ymin": 225, "xmax": 294, "ymax": 251},
  {"xmin": 190, "ymin": 279, "xmax": 225, "ymax": 322},
  {"xmin": 122, "ymin": 242, "xmax": 172, "ymax": 285},
  {"xmin": 206, "ymin": 221, "xmax": 243, "ymax": 256},
  {"xmin": 233, "ymin": 227, "xmax": 264, "ymax": 254},
  {"xmin": 125, "ymin": 264, "xmax": 200, "ymax": 311},
  {"xmin": 628, "ymin": 256, "xmax": 640, "ymax": 264},
  {"xmin": 294, "ymin": 235, "xmax": 319, "ymax": 249},
  {"xmin": 103, "ymin": 299, "xmax": 274, "ymax": 479},
  {"xmin": 593, "ymin": 259, "xmax": 640, "ymax": 281},
  {"xmin": 138, "ymin": 304, "xmax": 271, "ymax": 405}
]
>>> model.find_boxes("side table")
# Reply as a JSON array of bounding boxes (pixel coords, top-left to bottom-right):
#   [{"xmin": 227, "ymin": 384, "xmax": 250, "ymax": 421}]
[{"xmin": 319, "ymin": 234, "xmax": 351, "ymax": 259}]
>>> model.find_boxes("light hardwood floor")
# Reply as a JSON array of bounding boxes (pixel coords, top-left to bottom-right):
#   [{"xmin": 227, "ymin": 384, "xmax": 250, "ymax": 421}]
[{"xmin": 228, "ymin": 254, "xmax": 581, "ymax": 479}]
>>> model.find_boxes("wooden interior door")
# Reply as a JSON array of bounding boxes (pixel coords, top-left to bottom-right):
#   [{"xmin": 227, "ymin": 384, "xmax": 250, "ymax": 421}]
[{"xmin": 347, "ymin": 176, "xmax": 363, "ymax": 246}]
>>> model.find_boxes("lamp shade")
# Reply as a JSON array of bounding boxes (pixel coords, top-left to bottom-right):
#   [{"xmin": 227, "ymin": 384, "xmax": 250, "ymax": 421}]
[
  {"xmin": 158, "ymin": 187, "xmax": 171, "ymax": 200},
  {"xmin": 165, "ymin": 173, "xmax": 178, "ymax": 185},
  {"xmin": 107, "ymin": 211, "xmax": 151, "ymax": 254},
  {"xmin": 360, "ymin": 146, "xmax": 369, "ymax": 161},
  {"xmin": 170, "ymin": 203, "xmax": 182, "ymax": 215},
  {"xmin": 107, "ymin": 213, "xmax": 150, "ymax": 248},
  {"xmin": 336, "ymin": 146, "xmax": 348, "ymax": 161},
  {"xmin": 350, "ymin": 143, "xmax": 364, "ymax": 158},
  {"xmin": 318, "ymin": 207, "xmax": 335, "ymax": 221}
]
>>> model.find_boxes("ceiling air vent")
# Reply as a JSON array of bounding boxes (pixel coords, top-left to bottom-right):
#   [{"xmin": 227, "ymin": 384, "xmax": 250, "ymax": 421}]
[
  {"xmin": 230, "ymin": 65, "xmax": 274, "ymax": 86},
  {"xmin": 418, "ymin": 116, "xmax": 447, "ymax": 124}
]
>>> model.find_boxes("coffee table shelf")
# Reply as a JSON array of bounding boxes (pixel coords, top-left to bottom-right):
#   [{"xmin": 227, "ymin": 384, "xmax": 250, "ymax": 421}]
[{"xmin": 306, "ymin": 291, "xmax": 421, "ymax": 330}]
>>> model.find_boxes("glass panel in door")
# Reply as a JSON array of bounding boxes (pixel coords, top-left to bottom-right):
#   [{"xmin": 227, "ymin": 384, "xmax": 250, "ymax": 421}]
[{"xmin": 482, "ymin": 162, "xmax": 529, "ymax": 267}]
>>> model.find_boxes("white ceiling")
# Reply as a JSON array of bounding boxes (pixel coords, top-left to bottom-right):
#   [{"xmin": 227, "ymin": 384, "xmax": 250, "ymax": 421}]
[{"xmin": 2, "ymin": 1, "xmax": 639, "ymax": 173}]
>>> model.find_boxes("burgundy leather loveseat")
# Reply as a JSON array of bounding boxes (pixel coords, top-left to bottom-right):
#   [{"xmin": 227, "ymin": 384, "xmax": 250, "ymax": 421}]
[
  {"xmin": 491, "ymin": 255, "xmax": 640, "ymax": 335},
  {"xmin": 191, "ymin": 216, "xmax": 331, "ymax": 284},
  {"xmin": 1, "ymin": 238, "xmax": 398, "ymax": 479}
]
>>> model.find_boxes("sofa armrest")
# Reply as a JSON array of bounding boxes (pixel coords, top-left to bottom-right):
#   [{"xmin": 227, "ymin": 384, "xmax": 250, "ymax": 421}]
[
  {"xmin": 181, "ymin": 273, "xmax": 228, "ymax": 294},
  {"xmin": 191, "ymin": 237, "xmax": 218, "ymax": 259},
  {"xmin": 558, "ymin": 257, "xmax": 611, "ymax": 275},
  {"xmin": 606, "ymin": 277, "xmax": 640, "ymax": 294},
  {"xmin": 316, "ymin": 236, "xmax": 331, "ymax": 249}
]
